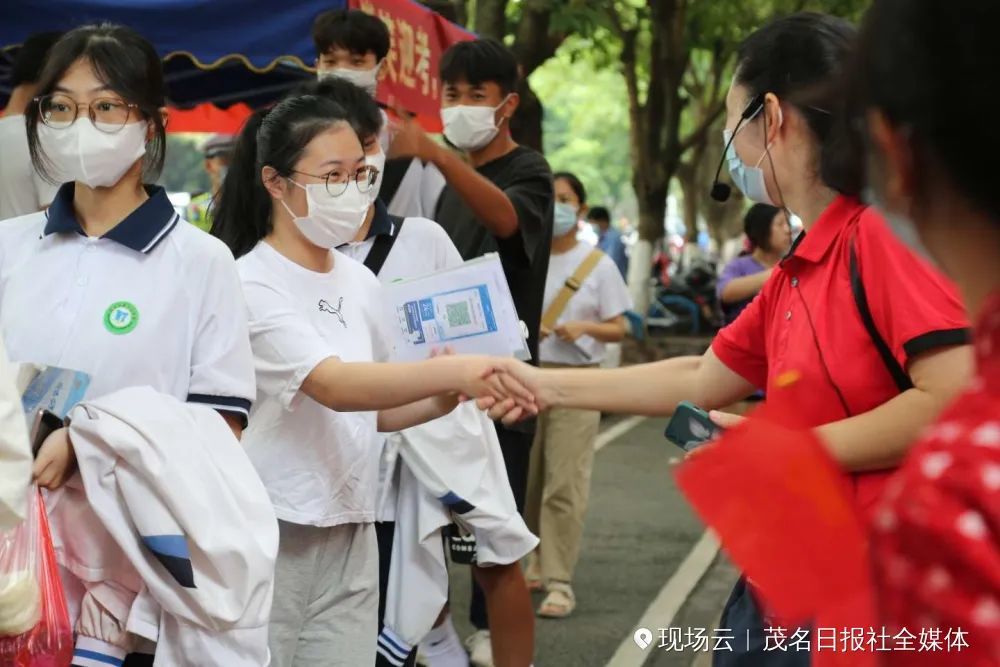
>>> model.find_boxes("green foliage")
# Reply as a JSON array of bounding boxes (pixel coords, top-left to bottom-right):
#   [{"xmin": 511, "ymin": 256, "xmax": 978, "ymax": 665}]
[
  {"xmin": 158, "ymin": 134, "xmax": 211, "ymax": 194},
  {"xmin": 530, "ymin": 46, "xmax": 636, "ymax": 215}
]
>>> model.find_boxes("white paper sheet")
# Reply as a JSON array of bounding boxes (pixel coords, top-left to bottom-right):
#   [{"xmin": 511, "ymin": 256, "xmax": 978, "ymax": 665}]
[{"xmin": 381, "ymin": 254, "xmax": 530, "ymax": 361}]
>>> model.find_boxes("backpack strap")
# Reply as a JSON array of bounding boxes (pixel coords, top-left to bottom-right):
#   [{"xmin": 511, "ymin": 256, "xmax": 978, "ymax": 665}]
[
  {"xmin": 379, "ymin": 158, "xmax": 412, "ymax": 208},
  {"xmin": 849, "ymin": 225, "xmax": 914, "ymax": 393},
  {"xmin": 363, "ymin": 215, "xmax": 406, "ymax": 277},
  {"xmin": 541, "ymin": 249, "xmax": 605, "ymax": 332}
]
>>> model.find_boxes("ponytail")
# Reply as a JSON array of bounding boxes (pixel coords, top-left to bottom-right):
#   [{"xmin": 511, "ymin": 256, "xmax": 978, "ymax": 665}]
[
  {"xmin": 211, "ymin": 94, "xmax": 354, "ymax": 258},
  {"xmin": 211, "ymin": 110, "xmax": 270, "ymax": 258}
]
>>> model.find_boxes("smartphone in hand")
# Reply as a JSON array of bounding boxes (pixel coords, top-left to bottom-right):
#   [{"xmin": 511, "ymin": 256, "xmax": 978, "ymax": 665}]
[
  {"xmin": 664, "ymin": 401, "xmax": 722, "ymax": 452},
  {"xmin": 30, "ymin": 409, "xmax": 63, "ymax": 457}
]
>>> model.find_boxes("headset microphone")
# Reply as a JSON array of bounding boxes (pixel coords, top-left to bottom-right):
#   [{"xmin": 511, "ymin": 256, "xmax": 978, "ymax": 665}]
[{"xmin": 709, "ymin": 93, "xmax": 765, "ymax": 203}]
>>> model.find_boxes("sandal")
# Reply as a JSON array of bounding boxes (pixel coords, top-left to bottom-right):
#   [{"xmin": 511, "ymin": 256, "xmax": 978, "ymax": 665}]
[
  {"xmin": 537, "ymin": 582, "xmax": 576, "ymax": 618},
  {"xmin": 524, "ymin": 553, "xmax": 543, "ymax": 592}
]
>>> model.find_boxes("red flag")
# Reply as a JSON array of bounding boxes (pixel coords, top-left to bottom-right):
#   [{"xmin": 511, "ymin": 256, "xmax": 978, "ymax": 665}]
[{"xmin": 675, "ymin": 380, "xmax": 878, "ymax": 667}]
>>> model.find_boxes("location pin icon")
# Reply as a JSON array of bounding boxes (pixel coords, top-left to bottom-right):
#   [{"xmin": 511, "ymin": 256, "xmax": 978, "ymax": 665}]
[{"xmin": 633, "ymin": 627, "xmax": 653, "ymax": 650}]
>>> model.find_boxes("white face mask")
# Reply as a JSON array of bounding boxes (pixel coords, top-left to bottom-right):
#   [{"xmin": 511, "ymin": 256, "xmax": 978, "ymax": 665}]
[
  {"xmin": 38, "ymin": 119, "xmax": 148, "ymax": 188},
  {"xmin": 441, "ymin": 96, "xmax": 510, "ymax": 152},
  {"xmin": 281, "ymin": 179, "xmax": 370, "ymax": 249},
  {"xmin": 365, "ymin": 148, "xmax": 387, "ymax": 203},
  {"xmin": 553, "ymin": 202, "xmax": 579, "ymax": 236},
  {"xmin": 317, "ymin": 64, "xmax": 380, "ymax": 97}
]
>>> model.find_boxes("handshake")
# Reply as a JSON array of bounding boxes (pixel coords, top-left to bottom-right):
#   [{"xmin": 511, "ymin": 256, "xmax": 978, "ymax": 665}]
[{"xmin": 442, "ymin": 355, "xmax": 549, "ymax": 425}]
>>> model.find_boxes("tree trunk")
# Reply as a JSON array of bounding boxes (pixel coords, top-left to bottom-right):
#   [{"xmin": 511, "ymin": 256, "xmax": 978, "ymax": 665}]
[{"xmin": 474, "ymin": 0, "xmax": 507, "ymax": 37}]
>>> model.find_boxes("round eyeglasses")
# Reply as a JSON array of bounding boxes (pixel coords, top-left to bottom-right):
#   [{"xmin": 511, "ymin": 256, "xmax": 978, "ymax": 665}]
[
  {"xmin": 35, "ymin": 94, "xmax": 139, "ymax": 133},
  {"xmin": 291, "ymin": 164, "xmax": 380, "ymax": 197}
]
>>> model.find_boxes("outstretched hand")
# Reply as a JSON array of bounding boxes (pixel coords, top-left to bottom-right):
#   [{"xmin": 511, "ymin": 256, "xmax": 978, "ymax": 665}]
[{"xmin": 386, "ymin": 100, "xmax": 436, "ymax": 162}]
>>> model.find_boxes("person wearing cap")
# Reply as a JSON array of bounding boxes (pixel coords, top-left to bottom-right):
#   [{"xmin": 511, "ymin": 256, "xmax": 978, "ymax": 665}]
[{"xmin": 186, "ymin": 133, "xmax": 234, "ymax": 232}]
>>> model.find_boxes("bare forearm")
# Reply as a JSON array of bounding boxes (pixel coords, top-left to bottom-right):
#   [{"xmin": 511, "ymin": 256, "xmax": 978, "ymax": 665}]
[
  {"xmin": 304, "ymin": 358, "xmax": 459, "ymax": 412},
  {"xmin": 378, "ymin": 396, "xmax": 453, "ymax": 432},
  {"xmin": 720, "ymin": 271, "xmax": 770, "ymax": 304},
  {"xmin": 546, "ymin": 352, "xmax": 752, "ymax": 416},
  {"xmin": 427, "ymin": 144, "xmax": 518, "ymax": 237},
  {"xmin": 818, "ymin": 388, "xmax": 953, "ymax": 472},
  {"xmin": 580, "ymin": 319, "xmax": 627, "ymax": 343}
]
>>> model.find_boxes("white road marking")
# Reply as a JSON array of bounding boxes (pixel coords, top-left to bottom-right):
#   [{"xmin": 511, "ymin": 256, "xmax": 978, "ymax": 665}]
[
  {"xmin": 604, "ymin": 531, "xmax": 721, "ymax": 667},
  {"xmin": 595, "ymin": 415, "xmax": 647, "ymax": 452}
]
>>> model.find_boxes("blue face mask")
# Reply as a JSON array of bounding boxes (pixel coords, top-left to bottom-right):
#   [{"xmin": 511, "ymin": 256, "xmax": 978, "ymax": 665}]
[
  {"xmin": 553, "ymin": 202, "xmax": 579, "ymax": 236},
  {"xmin": 723, "ymin": 128, "xmax": 774, "ymax": 206}
]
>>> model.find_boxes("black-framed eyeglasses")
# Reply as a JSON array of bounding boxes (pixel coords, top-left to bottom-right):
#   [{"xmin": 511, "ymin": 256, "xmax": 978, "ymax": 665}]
[
  {"xmin": 35, "ymin": 94, "xmax": 139, "ymax": 133},
  {"xmin": 291, "ymin": 165, "xmax": 380, "ymax": 197}
]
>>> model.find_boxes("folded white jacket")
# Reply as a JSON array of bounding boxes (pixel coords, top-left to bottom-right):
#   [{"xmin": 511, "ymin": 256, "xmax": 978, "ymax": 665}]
[
  {"xmin": 55, "ymin": 387, "xmax": 278, "ymax": 666},
  {"xmin": 377, "ymin": 403, "xmax": 538, "ymax": 665}
]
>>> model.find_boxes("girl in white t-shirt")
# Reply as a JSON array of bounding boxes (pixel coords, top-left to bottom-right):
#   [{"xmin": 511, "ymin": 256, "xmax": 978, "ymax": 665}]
[
  {"xmin": 211, "ymin": 95, "xmax": 534, "ymax": 667},
  {"xmin": 525, "ymin": 172, "xmax": 632, "ymax": 618}
]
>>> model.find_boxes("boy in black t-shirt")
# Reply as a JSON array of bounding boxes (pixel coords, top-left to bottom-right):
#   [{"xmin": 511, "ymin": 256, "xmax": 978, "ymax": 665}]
[{"xmin": 390, "ymin": 37, "xmax": 552, "ymax": 667}]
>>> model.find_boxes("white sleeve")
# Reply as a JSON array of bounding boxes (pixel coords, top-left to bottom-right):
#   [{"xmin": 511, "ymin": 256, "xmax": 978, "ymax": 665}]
[
  {"xmin": 186, "ymin": 245, "xmax": 257, "ymax": 423},
  {"xmin": 420, "ymin": 163, "xmax": 447, "ymax": 220},
  {"xmin": 243, "ymin": 280, "xmax": 335, "ymax": 411},
  {"xmin": 367, "ymin": 281, "xmax": 393, "ymax": 363},
  {"xmin": 0, "ymin": 339, "xmax": 31, "ymax": 531},
  {"xmin": 596, "ymin": 257, "xmax": 633, "ymax": 321},
  {"xmin": 433, "ymin": 223, "xmax": 464, "ymax": 271}
]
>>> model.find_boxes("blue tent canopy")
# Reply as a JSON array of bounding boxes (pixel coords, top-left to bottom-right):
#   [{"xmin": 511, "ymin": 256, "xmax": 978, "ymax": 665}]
[{"xmin": 0, "ymin": 0, "xmax": 350, "ymax": 108}]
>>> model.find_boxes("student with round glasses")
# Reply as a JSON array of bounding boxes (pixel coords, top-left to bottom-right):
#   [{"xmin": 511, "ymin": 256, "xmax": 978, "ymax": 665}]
[
  {"xmin": 211, "ymin": 94, "xmax": 535, "ymax": 666},
  {"xmin": 0, "ymin": 23, "xmax": 257, "ymax": 666}
]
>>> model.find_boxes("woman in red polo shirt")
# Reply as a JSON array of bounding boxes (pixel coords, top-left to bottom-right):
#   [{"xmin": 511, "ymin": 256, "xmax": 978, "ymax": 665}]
[
  {"xmin": 487, "ymin": 11, "xmax": 973, "ymax": 666},
  {"xmin": 849, "ymin": 0, "xmax": 1000, "ymax": 664}
]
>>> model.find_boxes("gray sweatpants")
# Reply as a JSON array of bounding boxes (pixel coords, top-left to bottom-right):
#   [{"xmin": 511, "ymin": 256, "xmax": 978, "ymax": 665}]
[{"xmin": 268, "ymin": 521, "xmax": 379, "ymax": 667}]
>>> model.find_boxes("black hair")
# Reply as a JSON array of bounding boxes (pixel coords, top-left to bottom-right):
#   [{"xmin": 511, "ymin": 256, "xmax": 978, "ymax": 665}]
[
  {"xmin": 743, "ymin": 203, "xmax": 782, "ymax": 252},
  {"xmin": 735, "ymin": 12, "xmax": 860, "ymax": 196},
  {"xmin": 553, "ymin": 172, "xmax": 587, "ymax": 206},
  {"xmin": 312, "ymin": 9, "xmax": 390, "ymax": 61},
  {"xmin": 440, "ymin": 38, "xmax": 518, "ymax": 95},
  {"xmin": 850, "ymin": 0, "xmax": 1000, "ymax": 222},
  {"xmin": 212, "ymin": 95, "xmax": 354, "ymax": 259},
  {"xmin": 291, "ymin": 78, "xmax": 382, "ymax": 144},
  {"xmin": 9, "ymin": 32, "xmax": 63, "ymax": 88},
  {"xmin": 587, "ymin": 206, "xmax": 610, "ymax": 224},
  {"xmin": 25, "ymin": 24, "xmax": 167, "ymax": 184}
]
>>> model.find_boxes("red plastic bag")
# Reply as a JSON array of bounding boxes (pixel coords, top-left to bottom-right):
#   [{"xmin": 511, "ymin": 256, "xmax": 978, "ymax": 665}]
[{"xmin": 0, "ymin": 489, "xmax": 73, "ymax": 666}]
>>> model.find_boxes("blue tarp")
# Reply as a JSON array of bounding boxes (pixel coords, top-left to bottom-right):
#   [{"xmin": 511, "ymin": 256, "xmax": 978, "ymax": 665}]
[{"xmin": 0, "ymin": 0, "xmax": 349, "ymax": 108}]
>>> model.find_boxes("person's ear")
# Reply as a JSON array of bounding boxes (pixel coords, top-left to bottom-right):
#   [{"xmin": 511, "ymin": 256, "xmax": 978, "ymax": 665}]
[
  {"xmin": 762, "ymin": 93, "xmax": 783, "ymax": 146},
  {"xmin": 867, "ymin": 109, "xmax": 915, "ymax": 211},
  {"xmin": 500, "ymin": 92, "xmax": 520, "ymax": 119},
  {"xmin": 261, "ymin": 166, "xmax": 287, "ymax": 200},
  {"xmin": 151, "ymin": 107, "xmax": 168, "ymax": 140},
  {"xmin": 578, "ymin": 203, "xmax": 589, "ymax": 218}
]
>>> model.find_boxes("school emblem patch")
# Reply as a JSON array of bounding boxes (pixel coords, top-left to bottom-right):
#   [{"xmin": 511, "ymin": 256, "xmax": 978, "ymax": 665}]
[{"xmin": 103, "ymin": 301, "xmax": 139, "ymax": 335}]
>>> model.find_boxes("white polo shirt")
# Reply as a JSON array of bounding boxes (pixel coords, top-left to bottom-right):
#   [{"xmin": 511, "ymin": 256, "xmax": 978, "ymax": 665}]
[
  {"xmin": 238, "ymin": 241, "xmax": 391, "ymax": 527},
  {"xmin": 539, "ymin": 242, "xmax": 633, "ymax": 366},
  {"xmin": 0, "ymin": 184, "xmax": 255, "ymax": 421}
]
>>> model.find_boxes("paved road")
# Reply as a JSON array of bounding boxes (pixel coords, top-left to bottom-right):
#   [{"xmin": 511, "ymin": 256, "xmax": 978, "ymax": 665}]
[{"xmin": 445, "ymin": 416, "xmax": 740, "ymax": 667}]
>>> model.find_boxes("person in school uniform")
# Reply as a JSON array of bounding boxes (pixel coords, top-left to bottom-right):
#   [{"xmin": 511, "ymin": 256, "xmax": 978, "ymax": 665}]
[
  {"xmin": 210, "ymin": 93, "xmax": 533, "ymax": 667},
  {"xmin": 311, "ymin": 8, "xmax": 441, "ymax": 219},
  {"xmin": 483, "ymin": 13, "xmax": 973, "ymax": 667},
  {"xmin": 523, "ymin": 172, "xmax": 631, "ymax": 619},
  {"xmin": 0, "ymin": 25, "xmax": 256, "ymax": 667}
]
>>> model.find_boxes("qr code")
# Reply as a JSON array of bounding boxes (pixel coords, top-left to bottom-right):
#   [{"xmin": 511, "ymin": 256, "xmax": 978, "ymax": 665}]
[{"xmin": 446, "ymin": 302, "xmax": 472, "ymax": 327}]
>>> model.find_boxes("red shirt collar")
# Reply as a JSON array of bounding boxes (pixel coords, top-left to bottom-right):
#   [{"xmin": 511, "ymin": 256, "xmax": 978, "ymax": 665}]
[{"xmin": 784, "ymin": 195, "xmax": 867, "ymax": 265}]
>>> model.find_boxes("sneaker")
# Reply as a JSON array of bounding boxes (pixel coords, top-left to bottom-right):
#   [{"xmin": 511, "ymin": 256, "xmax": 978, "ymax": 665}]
[{"xmin": 464, "ymin": 630, "xmax": 494, "ymax": 667}]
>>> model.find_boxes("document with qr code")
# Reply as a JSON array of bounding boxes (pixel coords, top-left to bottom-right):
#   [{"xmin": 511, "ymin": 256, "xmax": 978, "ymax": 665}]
[{"xmin": 382, "ymin": 253, "xmax": 530, "ymax": 361}]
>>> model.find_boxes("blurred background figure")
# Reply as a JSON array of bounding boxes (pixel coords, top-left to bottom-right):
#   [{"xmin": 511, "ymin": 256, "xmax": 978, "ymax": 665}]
[
  {"xmin": 185, "ymin": 133, "xmax": 234, "ymax": 232},
  {"xmin": 0, "ymin": 31, "xmax": 61, "ymax": 219},
  {"xmin": 586, "ymin": 206, "xmax": 628, "ymax": 279},
  {"xmin": 716, "ymin": 204, "xmax": 792, "ymax": 325}
]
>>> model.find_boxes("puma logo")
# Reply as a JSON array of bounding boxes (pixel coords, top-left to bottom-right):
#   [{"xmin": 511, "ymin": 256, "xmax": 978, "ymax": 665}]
[{"xmin": 318, "ymin": 298, "xmax": 346, "ymax": 328}]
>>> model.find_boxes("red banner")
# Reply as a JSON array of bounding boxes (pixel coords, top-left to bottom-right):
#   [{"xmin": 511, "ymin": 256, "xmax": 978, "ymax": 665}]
[
  {"xmin": 166, "ymin": 103, "xmax": 253, "ymax": 134},
  {"xmin": 351, "ymin": 0, "xmax": 474, "ymax": 132}
]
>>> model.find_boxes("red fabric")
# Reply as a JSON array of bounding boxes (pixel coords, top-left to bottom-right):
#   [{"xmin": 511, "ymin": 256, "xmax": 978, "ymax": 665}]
[
  {"xmin": 675, "ymin": 389, "xmax": 878, "ymax": 667},
  {"xmin": 166, "ymin": 103, "xmax": 254, "ymax": 134},
  {"xmin": 873, "ymin": 291, "xmax": 1000, "ymax": 667},
  {"xmin": 351, "ymin": 0, "xmax": 474, "ymax": 133},
  {"xmin": 711, "ymin": 195, "xmax": 970, "ymax": 517}
]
